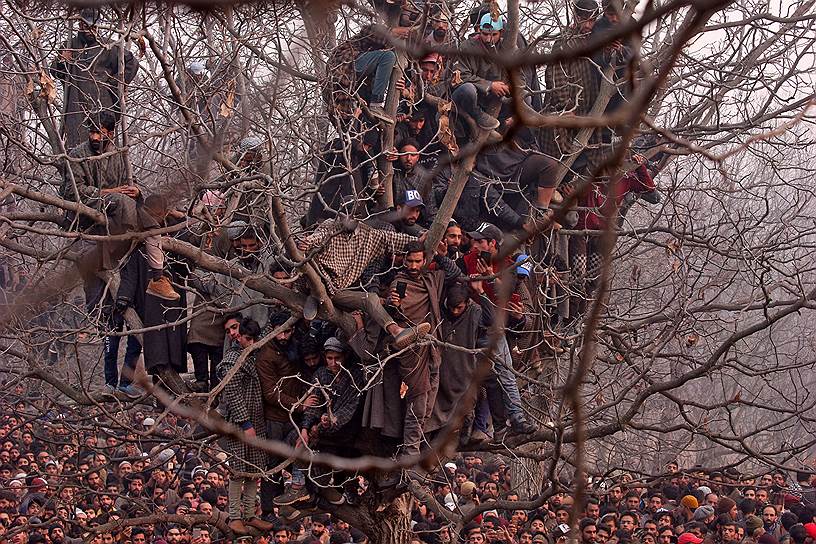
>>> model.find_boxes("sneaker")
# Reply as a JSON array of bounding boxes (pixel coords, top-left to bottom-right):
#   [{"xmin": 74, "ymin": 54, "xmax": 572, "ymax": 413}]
[
  {"xmin": 509, "ymin": 414, "xmax": 537, "ymax": 435},
  {"xmin": 393, "ymin": 322, "xmax": 432, "ymax": 349},
  {"xmin": 146, "ymin": 276, "xmax": 180, "ymax": 301},
  {"xmin": 101, "ymin": 384, "xmax": 118, "ymax": 396},
  {"xmin": 303, "ymin": 295, "xmax": 319, "ymax": 321},
  {"xmin": 476, "ymin": 111, "xmax": 500, "ymax": 130},
  {"xmin": 118, "ymin": 384, "xmax": 144, "ymax": 398},
  {"xmin": 368, "ymin": 103, "xmax": 394, "ymax": 125},
  {"xmin": 273, "ymin": 485, "xmax": 311, "ymax": 506}
]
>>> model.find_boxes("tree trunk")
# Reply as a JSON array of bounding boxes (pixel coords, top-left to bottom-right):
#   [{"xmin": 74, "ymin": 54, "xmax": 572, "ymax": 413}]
[{"xmin": 364, "ymin": 493, "xmax": 413, "ymax": 544}]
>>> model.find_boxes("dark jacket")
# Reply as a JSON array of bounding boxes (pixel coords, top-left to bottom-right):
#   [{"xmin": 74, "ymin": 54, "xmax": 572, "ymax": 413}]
[
  {"xmin": 50, "ymin": 35, "xmax": 139, "ymax": 148},
  {"xmin": 301, "ymin": 365, "xmax": 364, "ymax": 445},
  {"xmin": 117, "ymin": 245, "xmax": 187, "ymax": 373},
  {"xmin": 451, "ymin": 35, "xmax": 526, "ymax": 94}
]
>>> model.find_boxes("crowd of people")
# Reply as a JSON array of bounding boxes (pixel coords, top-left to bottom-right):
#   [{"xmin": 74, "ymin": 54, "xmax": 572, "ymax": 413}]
[
  {"xmin": 24, "ymin": 0, "xmax": 681, "ymax": 541},
  {"xmin": 2, "ymin": 389, "xmax": 816, "ymax": 544}
]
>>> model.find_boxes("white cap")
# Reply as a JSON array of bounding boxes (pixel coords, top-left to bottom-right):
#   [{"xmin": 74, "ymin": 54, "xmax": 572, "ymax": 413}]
[
  {"xmin": 142, "ymin": 417, "xmax": 155, "ymax": 427},
  {"xmin": 444, "ymin": 462, "xmax": 457, "ymax": 471},
  {"xmin": 187, "ymin": 61, "xmax": 206, "ymax": 75}
]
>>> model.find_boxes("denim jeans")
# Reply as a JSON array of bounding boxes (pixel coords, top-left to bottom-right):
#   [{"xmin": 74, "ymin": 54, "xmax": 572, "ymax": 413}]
[
  {"xmin": 452, "ymin": 82, "xmax": 481, "ymax": 119},
  {"xmin": 355, "ymin": 50, "xmax": 397, "ymax": 103},
  {"xmin": 485, "ymin": 335, "xmax": 524, "ymax": 424},
  {"xmin": 103, "ymin": 318, "xmax": 142, "ymax": 387}
]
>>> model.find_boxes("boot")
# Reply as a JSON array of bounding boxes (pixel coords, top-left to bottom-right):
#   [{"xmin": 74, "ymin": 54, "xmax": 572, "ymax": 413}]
[
  {"xmin": 228, "ymin": 519, "xmax": 249, "ymax": 535},
  {"xmin": 274, "ymin": 484, "xmax": 311, "ymax": 506},
  {"xmin": 393, "ymin": 322, "xmax": 432, "ymax": 349},
  {"xmin": 368, "ymin": 103, "xmax": 394, "ymax": 125},
  {"xmin": 509, "ymin": 413, "xmax": 537, "ymax": 434},
  {"xmin": 246, "ymin": 517, "xmax": 274, "ymax": 531},
  {"xmin": 302, "ymin": 295, "xmax": 319, "ymax": 321},
  {"xmin": 146, "ymin": 276, "xmax": 180, "ymax": 301},
  {"xmin": 476, "ymin": 111, "xmax": 500, "ymax": 130}
]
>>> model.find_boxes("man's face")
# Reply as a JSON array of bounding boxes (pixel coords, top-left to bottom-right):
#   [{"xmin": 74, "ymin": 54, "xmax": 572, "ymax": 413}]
[
  {"xmin": 650, "ymin": 496, "xmax": 663, "ymax": 511},
  {"xmin": 445, "ymin": 226, "xmax": 462, "ymax": 250},
  {"xmin": 667, "ymin": 463, "xmax": 678, "ymax": 473},
  {"xmin": 484, "ymin": 482, "xmax": 498, "ymax": 498},
  {"xmin": 627, "ymin": 496, "xmax": 640, "ymax": 510},
  {"xmin": 721, "ymin": 526, "xmax": 736, "ymax": 542},
  {"xmin": 273, "ymin": 530, "xmax": 290, "ymax": 544},
  {"xmin": 224, "ymin": 319, "xmax": 241, "ymax": 341},
  {"xmin": 88, "ymin": 128, "xmax": 114, "ymax": 153},
  {"xmin": 398, "ymin": 204, "xmax": 422, "ymax": 227},
  {"xmin": 87, "ymin": 472, "xmax": 102, "ymax": 488},
  {"xmin": 620, "ymin": 516, "xmax": 635, "ymax": 532},
  {"xmin": 408, "ymin": 118, "xmax": 425, "ymax": 134},
  {"xmin": 233, "ymin": 237, "xmax": 260, "ymax": 260},
  {"xmin": 658, "ymin": 530, "xmax": 674, "ymax": 544},
  {"xmin": 399, "ymin": 145, "xmax": 420, "ymax": 170},
  {"xmin": 420, "ymin": 62, "xmax": 440, "ymax": 83},
  {"xmin": 324, "ymin": 350, "xmax": 345, "ymax": 374},
  {"xmin": 610, "ymin": 487, "xmax": 623, "ymax": 501},
  {"xmin": 464, "ymin": 456, "xmax": 477, "ymax": 468},
  {"xmin": 763, "ymin": 507, "xmax": 777, "ymax": 524},
  {"xmin": 311, "ymin": 522, "xmax": 326, "ymax": 537},
  {"xmin": 645, "ymin": 522, "xmax": 658, "ymax": 536},
  {"xmin": 166, "ymin": 528, "xmax": 183, "ymax": 544},
  {"xmin": 582, "ymin": 524, "xmax": 598, "ymax": 544},
  {"xmin": 597, "ymin": 530, "xmax": 610, "ymax": 544},
  {"xmin": 51, "ymin": 528, "xmax": 64, "ymax": 542},
  {"xmin": 757, "ymin": 489, "xmax": 768, "ymax": 503},
  {"xmin": 530, "ymin": 519, "xmax": 545, "ymax": 533},
  {"xmin": 706, "ymin": 494, "xmax": 718, "ymax": 507},
  {"xmin": 773, "ymin": 473, "xmax": 786, "ymax": 486},
  {"xmin": 586, "ymin": 502, "xmax": 600, "ymax": 519},
  {"xmin": 100, "ymin": 495, "xmax": 114, "ymax": 509},
  {"xmin": 468, "ymin": 532, "xmax": 485, "ymax": 544},
  {"xmin": 760, "ymin": 474, "xmax": 773, "ymax": 487},
  {"xmin": 471, "ymin": 238, "xmax": 497, "ymax": 256},
  {"xmin": 404, "ymin": 251, "xmax": 425, "ymax": 277},
  {"xmin": 129, "ymin": 479, "xmax": 144, "ymax": 494},
  {"xmin": 556, "ymin": 510, "xmax": 570, "ymax": 523},
  {"xmin": 132, "ymin": 534, "xmax": 146, "ymax": 544},
  {"xmin": 447, "ymin": 301, "xmax": 467, "ymax": 318},
  {"xmin": 101, "ymin": 534, "xmax": 115, "ymax": 544},
  {"xmin": 744, "ymin": 488, "xmax": 756, "ymax": 500},
  {"xmin": 455, "ymin": 473, "xmax": 467, "ymax": 484},
  {"xmin": 274, "ymin": 327, "xmax": 293, "ymax": 344},
  {"xmin": 303, "ymin": 352, "xmax": 321, "ymax": 368},
  {"xmin": 479, "ymin": 29, "xmax": 501, "ymax": 46}
]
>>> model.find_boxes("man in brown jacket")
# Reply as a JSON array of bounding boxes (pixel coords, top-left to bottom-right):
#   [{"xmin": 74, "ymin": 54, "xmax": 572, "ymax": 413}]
[{"xmin": 254, "ymin": 310, "xmax": 318, "ymax": 513}]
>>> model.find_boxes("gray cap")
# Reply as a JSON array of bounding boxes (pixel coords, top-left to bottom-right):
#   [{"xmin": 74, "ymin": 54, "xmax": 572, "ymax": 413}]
[
  {"xmin": 467, "ymin": 222, "xmax": 503, "ymax": 243},
  {"xmin": 693, "ymin": 505, "xmax": 715, "ymax": 521},
  {"xmin": 225, "ymin": 220, "xmax": 250, "ymax": 241},
  {"xmin": 239, "ymin": 136, "xmax": 264, "ymax": 152},
  {"xmin": 79, "ymin": 7, "xmax": 101, "ymax": 26},
  {"xmin": 187, "ymin": 61, "xmax": 206, "ymax": 75},
  {"xmin": 323, "ymin": 337, "xmax": 346, "ymax": 353}
]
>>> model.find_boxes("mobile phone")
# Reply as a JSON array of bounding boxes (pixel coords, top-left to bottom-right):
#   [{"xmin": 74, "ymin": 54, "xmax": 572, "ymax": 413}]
[
  {"xmin": 479, "ymin": 251, "xmax": 492, "ymax": 264},
  {"xmin": 396, "ymin": 281, "xmax": 408, "ymax": 298},
  {"xmin": 510, "ymin": 293, "xmax": 521, "ymax": 305}
]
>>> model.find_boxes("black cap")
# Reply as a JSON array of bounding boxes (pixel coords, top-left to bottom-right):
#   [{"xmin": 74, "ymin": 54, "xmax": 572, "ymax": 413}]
[{"xmin": 466, "ymin": 222, "xmax": 503, "ymax": 242}]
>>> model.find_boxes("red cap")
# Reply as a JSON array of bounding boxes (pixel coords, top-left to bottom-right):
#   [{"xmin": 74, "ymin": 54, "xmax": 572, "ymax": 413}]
[
  {"xmin": 421, "ymin": 52, "xmax": 442, "ymax": 65},
  {"xmin": 678, "ymin": 533, "xmax": 703, "ymax": 544},
  {"xmin": 804, "ymin": 523, "xmax": 816, "ymax": 540},
  {"xmin": 31, "ymin": 477, "xmax": 47, "ymax": 488}
]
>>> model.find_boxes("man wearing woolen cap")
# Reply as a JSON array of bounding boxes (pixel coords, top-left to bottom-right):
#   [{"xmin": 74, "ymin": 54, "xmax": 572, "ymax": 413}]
[{"xmin": 694, "ymin": 505, "xmax": 716, "ymax": 524}]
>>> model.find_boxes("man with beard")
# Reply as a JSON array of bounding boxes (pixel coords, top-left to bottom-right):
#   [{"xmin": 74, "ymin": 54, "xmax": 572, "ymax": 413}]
[
  {"xmin": 386, "ymin": 241, "xmax": 461, "ymax": 456},
  {"xmin": 63, "ymin": 113, "xmax": 179, "ymax": 301},
  {"xmin": 254, "ymin": 310, "xmax": 318, "ymax": 515},
  {"xmin": 394, "ymin": 189, "xmax": 430, "ymax": 235},
  {"xmin": 50, "ymin": 8, "xmax": 139, "ymax": 148},
  {"xmin": 450, "ymin": 13, "xmax": 521, "ymax": 134}
]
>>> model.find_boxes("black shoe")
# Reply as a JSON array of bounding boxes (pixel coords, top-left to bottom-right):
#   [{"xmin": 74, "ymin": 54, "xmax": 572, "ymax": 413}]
[
  {"xmin": 476, "ymin": 112, "xmax": 500, "ymax": 130},
  {"xmin": 509, "ymin": 414, "xmax": 537, "ymax": 434},
  {"xmin": 303, "ymin": 295, "xmax": 319, "ymax": 321}
]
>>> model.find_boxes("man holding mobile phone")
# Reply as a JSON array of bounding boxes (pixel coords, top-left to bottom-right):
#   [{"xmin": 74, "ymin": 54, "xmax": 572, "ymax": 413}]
[{"xmin": 457, "ymin": 222, "xmax": 537, "ymax": 436}]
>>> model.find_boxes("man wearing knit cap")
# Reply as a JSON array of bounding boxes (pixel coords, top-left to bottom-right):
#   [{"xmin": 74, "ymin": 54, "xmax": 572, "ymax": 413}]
[
  {"xmin": 693, "ymin": 505, "xmax": 716, "ymax": 524},
  {"xmin": 680, "ymin": 495, "xmax": 699, "ymax": 523},
  {"xmin": 718, "ymin": 496, "xmax": 738, "ymax": 521},
  {"xmin": 745, "ymin": 515, "xmax": 764, "ymax": 538}
]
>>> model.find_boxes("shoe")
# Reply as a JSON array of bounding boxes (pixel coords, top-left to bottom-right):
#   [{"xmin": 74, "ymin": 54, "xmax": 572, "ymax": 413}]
[
  {"xmin": 393, "ymin": 322, "xmax": 432, "ymax": 349},
  {"xmin": 273, "ymin": 485, "xmax": 311, "ymax": 506},
  {"xmin": 469, "ymin": 430, "xmax": 490, "ymax": 443},
  {"xmin": 303, "ymin": 295, "xmax": 319, "ymax": 321},
  {"xmin": 278, "ymin": 503, "xmax": 316, "ymax": 522},
  {"xmin": 318, "ymin": 487, "xmax": 346, "ymax": 505},
  {"xmin": 509, "ymin": 414, "xmax": 537, "ymax": 434},
  {"xmin": 186, "ymin": 379, "xmax": 209, "ymax": 393},
  {"xmin": 117, "ymin": 384, "xmax": 144, "ymax": 398},
  {"xmin": 228, "ymin": 519, "xmax": 249, "ymax": 535},
  {"xmin": 368, "ymin": 103, "xmax": 394, "ymax": 125},
  {"xmin": 101, "ymin": 384, "xmax": 118, "ymax": 396},
  {"xmin": 146, "ymin": 276, "xmax": 180, "ymax": 301},
  {"xmin": 246, "ymin": 517, "xmax": 274, "ymax": 531},
  {"xmin": 476, "ymin": 111, "xmax": 500, "ymax": 130}
]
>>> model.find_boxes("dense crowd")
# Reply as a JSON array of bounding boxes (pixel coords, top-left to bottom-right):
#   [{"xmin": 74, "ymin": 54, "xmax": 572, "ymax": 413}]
[
  {"xmin": 2, "ymin": 391, "xmax": 816, "ymax": 544},
  {"xmin": 10, "ymin": 0, "xmax": 686, "ymax": 540}
]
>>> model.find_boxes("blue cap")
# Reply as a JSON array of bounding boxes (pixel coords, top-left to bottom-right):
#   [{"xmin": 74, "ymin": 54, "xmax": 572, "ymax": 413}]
[
  {"xmin": 399, "ymin": 189, "xmax": 424, "ymax": 208},
  {"xmin": 515, "ymin": 254, "xmax": 532, "ymax": 277},
  {"xmin": 479, "ymin": 13, "xmax": 505, "ymax": 31}
]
